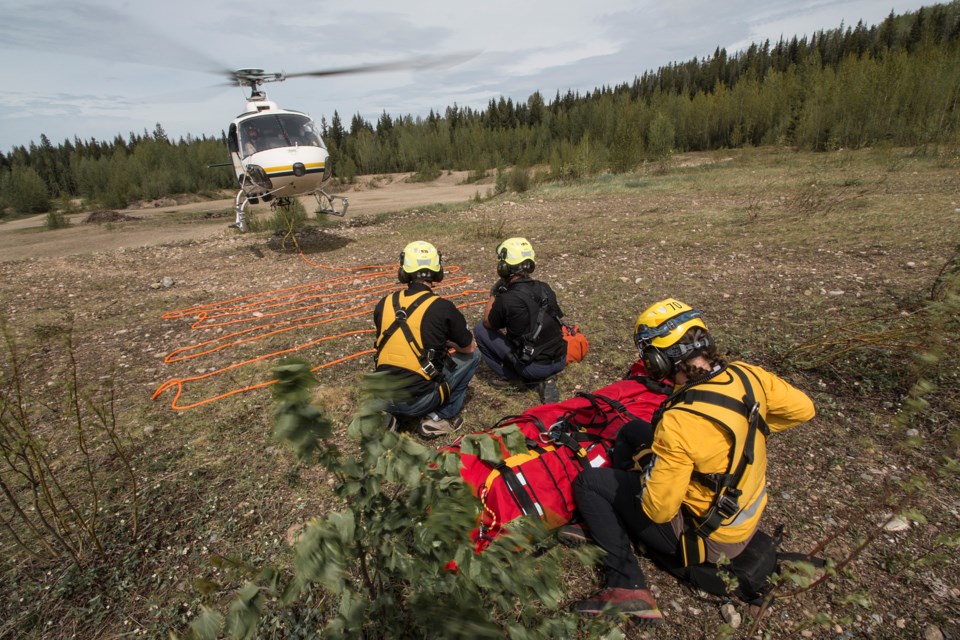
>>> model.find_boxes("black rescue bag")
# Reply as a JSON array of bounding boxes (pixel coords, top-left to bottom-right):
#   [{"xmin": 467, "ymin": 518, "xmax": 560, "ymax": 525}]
[{"xmin": 649, "ymin": 528, "xmax": 781, "ymax": 604}]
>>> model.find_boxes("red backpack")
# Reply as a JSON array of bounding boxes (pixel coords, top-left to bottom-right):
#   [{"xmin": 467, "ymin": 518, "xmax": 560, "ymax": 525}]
[{"xmin": 450, "ymin": 362, "xmax": 669, "ymax": 551}]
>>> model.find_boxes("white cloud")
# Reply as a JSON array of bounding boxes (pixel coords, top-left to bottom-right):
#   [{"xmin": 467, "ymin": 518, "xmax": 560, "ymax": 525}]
[{"xmin": 0, "ymin": 0, "xmax": 935, "ymax": 151}]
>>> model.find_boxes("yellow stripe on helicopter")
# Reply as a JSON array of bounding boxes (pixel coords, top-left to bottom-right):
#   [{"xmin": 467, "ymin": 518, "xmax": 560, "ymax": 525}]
[{"xmin": 264, "ymin": 162, "xmax": 325, "ymax": 175}]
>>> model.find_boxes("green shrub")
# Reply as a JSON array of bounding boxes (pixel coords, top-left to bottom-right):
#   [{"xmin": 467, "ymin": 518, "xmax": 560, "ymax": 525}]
[
  {"xmin": 45, "ymin": 210, "xmax": 69, "ymax": 230},
  {"xmin": 190, "ymin": 362, "xmax": 617, "ymax": 639},
  {"xmin": 470, "ymin": 214, "xmax": 507, "ymax": 240},
  {"xmin": 407, "ymin": 162, "xmax": 442, "ymax": 183},
  {"xmin": 2, "ymin": 166, "xmax": 50, "ymax": 214},
  {"xmin": 647, "ymin": 112, "xmax": 675, "ymax": 162},
  {"xmin": 246, "ymin": 199, "xmax": 308, "ymax": 235},
  {"xmin": 494, "ymin": 165, "xmax": 508, "ymax": 195},
  {"xmin": 508, "ymin": 166, "xmax": 531, "ymax": 193},
  {"xmin": 460, "ymin": 165, "xmax": 489, "ymax": 184},
  {"xmin": 337, "ymin": 157, "xmax": 358, "ymax": 184}
]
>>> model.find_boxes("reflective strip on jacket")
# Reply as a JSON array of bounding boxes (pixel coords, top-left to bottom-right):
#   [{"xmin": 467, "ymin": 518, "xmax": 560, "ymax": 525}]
[{"xmin": 640, "ymin": 361, "xmax": 815, "ymax": 544}]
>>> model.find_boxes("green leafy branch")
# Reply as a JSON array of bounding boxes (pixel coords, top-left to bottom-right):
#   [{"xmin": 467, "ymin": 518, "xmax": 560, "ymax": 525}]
[{"xmin": 189, "ymin": 360, "xmax": 618, "ymax": 640}]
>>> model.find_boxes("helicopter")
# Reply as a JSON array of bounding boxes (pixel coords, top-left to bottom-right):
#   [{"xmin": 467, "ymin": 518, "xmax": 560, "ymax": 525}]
[
  {"xmin": 221, "ymin": 57, "xmax": 470, "ymax": 232},
  {"xmin": 224, "ymin": 68, "xmax": 346, "ymax": 232}
]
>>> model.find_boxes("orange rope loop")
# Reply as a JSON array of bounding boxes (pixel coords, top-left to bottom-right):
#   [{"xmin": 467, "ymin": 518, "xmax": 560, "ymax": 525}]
[{"xmin": 153, "ymin": 258, "xmax": 488, "ymax": 411}]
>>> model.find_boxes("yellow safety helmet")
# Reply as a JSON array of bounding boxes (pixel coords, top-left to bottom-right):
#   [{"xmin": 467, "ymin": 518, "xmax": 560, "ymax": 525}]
[
  {"xmin": 399, "ymin": 240, "xmax": 443, "ymax": 283},
  {"xmin": 634, "ymin": 298, "xmax": 710, "ymax": 378},
  {"xmin": 496, "ymin": 237, "xmax": 535, "ymax": 278}
]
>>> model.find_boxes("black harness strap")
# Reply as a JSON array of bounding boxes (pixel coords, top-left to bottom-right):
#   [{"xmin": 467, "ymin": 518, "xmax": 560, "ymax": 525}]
[
  {"xmin": 508, "ymin": 282, "xmax": 565, "ymax": 362},
  {"xmin": 730, "ymin": 366, "xmax": 770, "ymax": 438},
  {"xmin": 494, "ymin": 414, "xmax": 547, "ymax": 433},
  {"xmin": 570, "ymin": 391, "xmax": 644, "ymax": 431},
  {"xmin": 588, "ymin": 392, "xmax": 646, "ymax": 425},
  {"xmin": 524, "ymin": 284, "xmax": 549, "ymax": 343},
  {"xmin": 669, "ymin": 364, "xmax": 770, "ymax": 542},
  {"xmin": 376, "ymin": 290, "xmax": 434, "ymax": 354},
  {"xmin": 494, "ymin": 462, "xmax": 540, "ymax": 517},
  {"xmin": 548, "ymin": 428, "xmax": 590, "ymax": 464},
  {"xmin": 624, "ymin": 374, "xmax": 675, "ymax": 396},
  {"xmin": 541, "ymin": 457, "xmax": 576, "ymax": 514},
  {"xmin": 376, "ymin": 290, "xmax": 444, "ymax": 379}
]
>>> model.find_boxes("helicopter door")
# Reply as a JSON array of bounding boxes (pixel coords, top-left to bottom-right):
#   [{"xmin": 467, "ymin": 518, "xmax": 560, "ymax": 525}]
[{"xmin": 227, "ymin": 123, "xmax": 240, "ymax": 154}]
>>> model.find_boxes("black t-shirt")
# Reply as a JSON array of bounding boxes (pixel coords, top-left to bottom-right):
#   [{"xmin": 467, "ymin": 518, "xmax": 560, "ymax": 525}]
[
  {"xmin": 373, "ymin": 282, "xmax": 473, "ymax": 396},
  {"xmin": 489, "ymin": 278, "xmax": 566, "ymax": 363}
]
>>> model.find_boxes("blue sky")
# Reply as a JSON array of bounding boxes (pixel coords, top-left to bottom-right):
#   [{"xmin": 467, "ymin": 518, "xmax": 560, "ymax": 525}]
[{"xmin": 0, "ymin": 0, "xmax": 932, "ymax": 152}]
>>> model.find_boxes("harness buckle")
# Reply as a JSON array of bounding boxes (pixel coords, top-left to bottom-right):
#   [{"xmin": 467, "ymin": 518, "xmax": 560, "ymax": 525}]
[
  {"xmin": 519, "ymin": 344, "xmax": 535, "ymax": 364},
  {"xmin": 747, "ymin": 401, "xmax": 760, "ymax": 424},
  {"xmin": 716, "ymin": 492, "xmax": 740, "ymax": 519},
  {"xmin": 395, "ymin": 309, "xmax": 408, "ymax": 321},
  {"xmin": 421, "ymin": 360, "xmax": 438, "ymax": 379}
]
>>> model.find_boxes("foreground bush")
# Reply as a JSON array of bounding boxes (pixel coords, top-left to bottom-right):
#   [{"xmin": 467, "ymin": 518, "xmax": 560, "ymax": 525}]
[{"xmin": 189, "ymin": 362, "xmax": 618, "ymax": 639}]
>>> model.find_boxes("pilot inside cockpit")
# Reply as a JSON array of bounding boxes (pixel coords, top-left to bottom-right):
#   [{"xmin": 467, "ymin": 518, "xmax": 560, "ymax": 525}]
[{"xmin": 242, "ymin": 123, "xmax": 261, "ymax": 156}]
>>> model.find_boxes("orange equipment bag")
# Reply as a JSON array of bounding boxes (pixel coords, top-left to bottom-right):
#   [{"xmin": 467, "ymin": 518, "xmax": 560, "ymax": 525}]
[{"xmin": 562, "ymin": 324, "xmax": 589, "ymax": 364}]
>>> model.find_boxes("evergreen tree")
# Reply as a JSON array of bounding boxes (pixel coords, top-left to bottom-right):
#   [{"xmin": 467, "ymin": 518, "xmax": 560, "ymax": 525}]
[
  {"xmin": 647, "ymin": 112, "xmax": 675, "ymax": 160},
  {"xmin": 1, "ymin": 165, "xmax": 50, "ymax": 213}
]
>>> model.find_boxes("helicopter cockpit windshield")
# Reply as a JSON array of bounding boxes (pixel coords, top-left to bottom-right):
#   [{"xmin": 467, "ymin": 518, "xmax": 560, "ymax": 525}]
[{"xmin": 239, "ymin": 114, "xmax": 326, "ymax": 158}]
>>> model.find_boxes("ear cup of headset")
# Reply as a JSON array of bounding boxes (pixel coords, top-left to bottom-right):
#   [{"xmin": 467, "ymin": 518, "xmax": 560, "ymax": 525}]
[
  {"xmin": 434, "ymin": 250, "xmax": 444, "ymax": 282},
  {"xmin": 642, "ymin": 346, "xmax": 674, "ymax": 379},
  {"xmin": 496, "ymin": 246, "xmax": 511, "ymax": 279}
]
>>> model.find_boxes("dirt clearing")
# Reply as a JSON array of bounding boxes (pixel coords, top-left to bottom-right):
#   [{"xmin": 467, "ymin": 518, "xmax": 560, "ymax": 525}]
[
  {"xmin": 0, "ymin": 170, "xmax": 483, "ymax": 262},
  {"xmin": 1, "ymin": 149, "xmax": 958, "ymax": 639}
]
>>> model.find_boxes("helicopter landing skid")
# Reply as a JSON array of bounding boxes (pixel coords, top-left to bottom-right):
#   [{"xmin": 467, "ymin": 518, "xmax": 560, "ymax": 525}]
[
  {"xmin": 232, "ymin": 190, "xmax": 250, "ymax": 232},
  {"xmin": 232, "ymin": 186, "xmax": 285, "ymax": 232},
  {"xmin": 314, "ymin": 189, "xmax": 348, "ymax": 217}
]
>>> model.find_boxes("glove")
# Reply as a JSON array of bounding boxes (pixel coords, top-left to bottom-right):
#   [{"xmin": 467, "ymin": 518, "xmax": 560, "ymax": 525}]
[{"xmin": 490, "ymin": 279, "xmax": 508, "ymax": 296}]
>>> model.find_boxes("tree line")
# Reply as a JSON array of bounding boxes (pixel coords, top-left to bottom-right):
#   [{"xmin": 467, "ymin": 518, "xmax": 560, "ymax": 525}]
[{"xmin": 2, "ymin": 2, "xmax": 959, "ymax": 215}]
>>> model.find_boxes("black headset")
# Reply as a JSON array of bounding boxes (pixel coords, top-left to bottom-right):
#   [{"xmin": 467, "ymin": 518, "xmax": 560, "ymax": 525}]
[
  {"xmin": 496, "ymin": 246, "xmax": 535, "ymax": 279},
  {"xmin": 640, "ymin": 331, "xmax": 712, "ymax": 379},
  {"xmin": 398, "ymin": 249, "xmax": 443, "ymax": 284}
]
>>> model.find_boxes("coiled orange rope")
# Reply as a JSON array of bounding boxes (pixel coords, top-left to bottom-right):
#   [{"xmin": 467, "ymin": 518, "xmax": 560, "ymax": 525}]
[{"xmin": 152, "ymin": 255, "xmax": 488, "ymax": 410}]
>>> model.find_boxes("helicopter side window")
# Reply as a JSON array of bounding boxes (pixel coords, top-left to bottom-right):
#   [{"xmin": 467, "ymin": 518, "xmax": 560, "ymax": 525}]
[
  {"xmin": 300, "ymin": 124, "xmax": 323, "ymax": 148},
  {"xmin": 290, "ymin": 126, "xmax": 320, "ymax": 147}
]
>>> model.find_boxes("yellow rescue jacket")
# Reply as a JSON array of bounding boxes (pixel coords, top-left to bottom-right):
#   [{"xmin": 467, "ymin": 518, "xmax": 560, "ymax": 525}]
[
  {"xmin": 375, "ymin": 290, "xmax": 440, "ymax": 380},
  {"xmin": 641, "ymin": 362, "xmax": 815, "ymax": 546}
]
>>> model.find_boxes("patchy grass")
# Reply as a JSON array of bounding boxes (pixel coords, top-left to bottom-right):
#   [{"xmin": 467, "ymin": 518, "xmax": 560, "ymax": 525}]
[{"xmin": 1, "ymin": 147, "xmax": 958, "ymax": 639}]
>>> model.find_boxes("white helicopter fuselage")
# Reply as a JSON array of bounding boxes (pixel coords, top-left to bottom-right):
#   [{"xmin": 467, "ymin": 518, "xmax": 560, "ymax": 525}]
[
  {"xmin": 229, "ymin": 101, "xmax": 331, "ymax": 200},
  {"xmin": 233, "ymin": 144, "xmax": 329, "ymax": 198},
  {"xmin": 226, "ymin": 99, "xmax": 347, "ymax": 230}
]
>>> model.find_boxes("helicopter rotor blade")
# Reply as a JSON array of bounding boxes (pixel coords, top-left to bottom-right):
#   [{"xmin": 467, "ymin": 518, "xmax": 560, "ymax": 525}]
[
  {"xmin": 281, "ymin": 52, "xmax": 477, "ymax": 80},
  {"xmin": 1, "ymin": 2, "xmax": 234, "ymax": 79}
]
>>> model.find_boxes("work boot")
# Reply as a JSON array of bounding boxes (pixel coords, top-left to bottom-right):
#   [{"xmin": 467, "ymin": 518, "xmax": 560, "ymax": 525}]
[
  {"xmin": 417, "ymin": 412, "xmax": 464, "ymax": 439},
  {"xmin": 382, "ymin": 412, "xmax": 398, "ymax": 432},
  {"xmin": 488, "ymin": 376, "xmax": 524, "ymax": 390},
  {"xmin": 538, "ymin": 375, "xmax": 560, "ymax": 404},
  {"xmin": 557, "ymin": 522, "xmax": 593, "ymax": 547},
  {"xmin": 572, "ymin": 587, "xmax": 662, "ymax": 621}
]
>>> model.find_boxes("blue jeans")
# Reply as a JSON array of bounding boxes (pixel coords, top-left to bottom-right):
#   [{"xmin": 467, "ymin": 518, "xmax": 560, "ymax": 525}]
[
  {"xmin": 473, "ymin": 321, "xmax": 565, "ymax": 382},
  {"xmin": 387, "ymin": 350, "xmax": 480, "ymax": 420}
]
